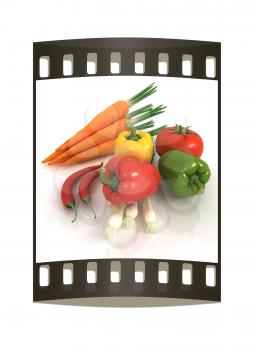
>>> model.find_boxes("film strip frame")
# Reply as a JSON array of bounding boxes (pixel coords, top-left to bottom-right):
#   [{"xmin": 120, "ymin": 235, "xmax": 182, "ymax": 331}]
[
  {"xmin": 33, "ymin": 38, "xmax": 221, "ymax": 302},
  {"xmin": 35, "ymin": 259, "xmax": 220, "ymax": 301}
]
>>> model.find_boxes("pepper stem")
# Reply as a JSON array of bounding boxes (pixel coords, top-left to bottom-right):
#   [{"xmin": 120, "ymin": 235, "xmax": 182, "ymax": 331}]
[
  {"xmin": 189, "ymin": 174, "xmax": 203, "ymax": 193},
  {"xmin": 83, "ymin": 196, "xmax": 96, "ymax": 219},
  {"xmin": 99, "ymin": 168, "xmax": 119, "ymax": 192},
  {"xmin": 67, "ymin": 201, "xmax": 77, "ymax": 223},
  {"xmin": 127, "ymin": 126, "xmax": 141, "ymax": 141},
  {"xmin": 191, "ymin": 174, "xmax": 200, "ymax": 185}
]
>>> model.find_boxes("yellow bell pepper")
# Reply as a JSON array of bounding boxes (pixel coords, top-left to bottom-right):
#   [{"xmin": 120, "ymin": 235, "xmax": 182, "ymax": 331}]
[{"xmin": 115, "ymin": 127, "xmax": 154, "ymax": 162}]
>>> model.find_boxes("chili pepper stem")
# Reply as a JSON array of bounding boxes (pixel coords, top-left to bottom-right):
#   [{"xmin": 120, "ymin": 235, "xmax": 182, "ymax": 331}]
[
  {"xmin": 67, "ymin": 201, "xmax": 77, "ymax": 223},
  {"xmin": 82, "ymin": 196, "xmax": 96, "ymax": 219}
]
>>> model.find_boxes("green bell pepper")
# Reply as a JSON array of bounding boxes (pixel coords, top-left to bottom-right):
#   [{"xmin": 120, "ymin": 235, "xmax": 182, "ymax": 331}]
[{"xmin": 158, "ymin": 150, "xmax": 211, "ymax": 197}]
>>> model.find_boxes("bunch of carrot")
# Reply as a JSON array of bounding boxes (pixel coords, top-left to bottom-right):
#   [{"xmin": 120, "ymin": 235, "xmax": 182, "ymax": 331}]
[{"xmin": 42, "ymin": 83, "xmax": 166, "ymax": 166}]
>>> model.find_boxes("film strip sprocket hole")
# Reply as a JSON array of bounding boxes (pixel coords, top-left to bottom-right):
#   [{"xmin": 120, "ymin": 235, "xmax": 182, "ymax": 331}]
[
  {"xmin": 39, "ymin": 52, "xmax": 217, "ymax": 79},
  {"xmin": 34, "ymin": 38, "xmax": 220, "ymax": 80},
  {"xmin": 33, "ymin": 38, "xmax": 221, "ymax": 303},
  {"xmin": 35, "ymin": 260, "xmax": 219, "ymax": 301}
]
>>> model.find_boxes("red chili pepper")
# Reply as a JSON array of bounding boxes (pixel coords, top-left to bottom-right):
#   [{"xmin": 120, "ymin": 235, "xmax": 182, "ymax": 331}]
[
  {"xmin": 99, "ymin": 156, "xmax": 160, "ymax": 205},
  {"xmin": 61, "ymin": 163, "xmax": 103, "ymax": 222},
  {"xmin": 79, "ymin": 170, "xmax": 99, "ymax": 219}
]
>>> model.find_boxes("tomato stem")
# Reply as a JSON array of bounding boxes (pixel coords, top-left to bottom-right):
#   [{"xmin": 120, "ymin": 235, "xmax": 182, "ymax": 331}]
[{"xmin": 171, "ymin": 124, "xmax": 196, "ymax": 136}]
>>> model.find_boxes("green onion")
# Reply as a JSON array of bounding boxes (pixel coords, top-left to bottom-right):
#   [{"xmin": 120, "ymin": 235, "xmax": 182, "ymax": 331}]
[
  {"xmin": 149, "ymin": 125, "xmax": 167, "ymax": 136},
  {"xmin": 127, "ymin": 83, "xmax": 157, "ymax": 107}
]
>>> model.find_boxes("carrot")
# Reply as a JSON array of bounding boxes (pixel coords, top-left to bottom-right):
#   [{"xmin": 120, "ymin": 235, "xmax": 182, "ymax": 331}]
[
  {"xmin": 58, "ymin": 140, "xmax": 115, "ymax": 166},
  {"xmin": 57, "ymin": 100, "xmax": 128, "ymax": 152},
  {"xmin": 48, "ymin": 118, "xmax": 127, "ymax": 165},
  {"xmin": 46, "ymin": 104, "xmax": 166, "ymax": 165},
  {"xmin": 42, "ymin": 103, "xmax": 124, "ymax": 163},
  {"xmin": 42, "ymin": 83, "xmax": 157, "ymax": 163},
  {"xmin": 49, "ymin": 124, "xmax": 167, "ymax": 166},
  {"xmin": 43, "ymin": 150, "xmax": 63, "ymax": 163}
]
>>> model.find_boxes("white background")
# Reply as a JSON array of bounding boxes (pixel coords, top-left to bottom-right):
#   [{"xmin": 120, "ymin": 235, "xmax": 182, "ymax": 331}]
[
  {"xmin": 36, "ymin": 77, "xmax": 218, "ymax": 263},
  {"xmin": 0, "ymin": 0, "xmax": 253, "ymax": 349}
]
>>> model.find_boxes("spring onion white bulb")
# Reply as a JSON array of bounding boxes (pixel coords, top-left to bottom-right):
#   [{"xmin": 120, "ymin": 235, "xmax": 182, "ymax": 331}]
[
  {"xmin": 143, "ymin": 197, "xmax": 156, "ymax": 233},
  {"xmin": 104, "ymin": 205, "xmax": 126, "ymax": 238},
  {"xmin": 107, "ymin": 204, "xmax": 119, "ymax": 214},
  {"xmin": 123, "ymin": 202, "xmax": 138, "ymax": 229}
]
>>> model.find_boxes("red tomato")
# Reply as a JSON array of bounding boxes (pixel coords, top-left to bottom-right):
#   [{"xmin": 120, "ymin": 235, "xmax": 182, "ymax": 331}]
[{"xmin": 156, "ymin": 125, "xmax": 204, "ymax": 158}]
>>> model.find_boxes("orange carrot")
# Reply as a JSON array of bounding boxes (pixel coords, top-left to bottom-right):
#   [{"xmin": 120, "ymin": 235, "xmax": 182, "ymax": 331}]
[
  {"xmin": 48, "ymin": 118, "xmax": 127, "ymax": 165},
  {"xmin": 42, "ymin": 101, "xmax": 127, "ymax": 163},
  {"xmin": 43, "ymin": 150, "xmax": 63, "ymax": 163},
  {"xmin": 48, "ymin": 122, "xmax": 167, "ymax": 166},
  {"xmin": 56, "ymin": 100, "xmax": 128, "ymax": 152},
  {"xmin": 45, "ymin": 104, "xmax": 165, "ymax": 165},
  {"xmin": 56, "ymin": 140, "xmax": 115, "ymax": 166},
  {"xmin": 42, "ymin": 83, "xmax": 157, "ymax": 163}
]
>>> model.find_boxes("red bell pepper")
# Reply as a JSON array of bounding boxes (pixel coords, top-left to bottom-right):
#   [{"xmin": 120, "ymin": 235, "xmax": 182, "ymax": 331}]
[{"xmin": 99, "ymin": 156, "xmax": 160, "ymax": 205}]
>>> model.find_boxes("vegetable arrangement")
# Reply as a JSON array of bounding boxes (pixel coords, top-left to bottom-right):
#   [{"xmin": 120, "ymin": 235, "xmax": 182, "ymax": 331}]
[
  {"xmin": 51, "ymin": 83, "xmax": 212, "ymax": 238},
  {"xmin": 43, "ymin": 83, "xmax": 166, "ymax": 165}
]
